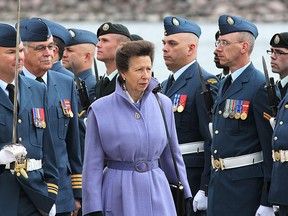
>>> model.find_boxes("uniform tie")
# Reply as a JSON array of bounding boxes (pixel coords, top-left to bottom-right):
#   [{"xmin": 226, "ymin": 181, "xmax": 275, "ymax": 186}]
[
  {"xmin": 36, "ymin": 77, "xmax": 45, "ymax": 83},
  {"xmin": 222, "ymin": 74, "xmax": 232, "ymax": 94},
  {"xmin": 100, "ymin": 77, "xmax": 110, "ymax": 96},
  {"xmin": 166, "ymin": 74, "xmax": 175, "ymax": 92},
  {"xmin": 6, "ymin": 83, "xmax": 15, "ymax": 104}
]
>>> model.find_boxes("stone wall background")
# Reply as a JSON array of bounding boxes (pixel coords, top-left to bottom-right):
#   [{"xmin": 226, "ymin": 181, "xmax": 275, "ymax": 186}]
[{"xmin": 1, "ymin": 0, "xmax": 288, "ymax": 23}]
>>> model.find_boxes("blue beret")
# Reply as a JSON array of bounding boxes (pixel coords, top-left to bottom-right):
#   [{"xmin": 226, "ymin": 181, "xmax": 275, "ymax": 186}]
[
  {"xmin": 270, "ymin": 32, "xmax": 288, "ymax": 48},
  {"xmin": 218, "ymin": 15, "xmax": 258, "ymax": 39},
  {"xmin": 97, "ymin": 22, "xmax": 131, "ymax": 39},
  {"xmin": 32, "ymin": 18, "xmax": 71, "ymax": 45},
  {"xmin": 0, "ymin": 23, "xmax": 20, "ymax": 47},
  {"xmin": 19, "ymin": 18, "xmax": 52, "ymax": 42},
  {"xmin": 163, "ymin": 16, "xmax": 201, "ymax": 38},
  {"xmin": 67, "ymin": 28, "xmax": 98, "ymax": 46}
]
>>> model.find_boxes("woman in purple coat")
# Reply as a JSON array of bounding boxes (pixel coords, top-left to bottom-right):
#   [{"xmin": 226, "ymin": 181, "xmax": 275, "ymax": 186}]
[{"xmin": 82, "ymin": 40, "xmax": 192, "ymax": 216}]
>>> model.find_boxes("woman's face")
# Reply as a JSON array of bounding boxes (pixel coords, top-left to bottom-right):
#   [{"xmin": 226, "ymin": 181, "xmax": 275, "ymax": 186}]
[{"xmin": 121, "ymin": 55, "xmax": 152, "ymax": 97}]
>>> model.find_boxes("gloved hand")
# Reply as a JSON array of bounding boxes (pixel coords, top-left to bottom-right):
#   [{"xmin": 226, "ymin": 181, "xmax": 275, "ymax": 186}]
[
  {"xmin": 84, "ymin": 118, "xmax": 88, "ymax": 127},
  {"xmin": 208, "ymin": 122, "xmax": 213, "ymax": 138},
  {"xmin": 255, "ymin": 205, "xmax": 274, "ymax": 216},
  {"xmin": 0, "ymin": 149, "xmax": 16, "ymax": 165},
  {"xmin": 48, "ymin": 204, "xmax": 56, "ymax": 216},
  {"xmin": 193, "ymin": 190, "xmax": 207, "ymax": 212},
  {"xmin": 273, "ymin": 205, "xmax": 280, "ymax": 216},
  {"xmin": 185, "ymin": 198, "xmax": 192, "ymax": 216},
  {"xmin": 269, "ymin": 117, "xmax": 276, "ymax": 130}
]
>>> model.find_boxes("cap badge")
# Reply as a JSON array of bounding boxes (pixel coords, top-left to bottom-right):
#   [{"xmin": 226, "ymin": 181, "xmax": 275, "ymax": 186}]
[
  {"xmin": 226, "ymin": 16, "xmax": 235, "ymax": 25},
  {"xmin": 164, "ymin": 29, "xmax": 167, "ymax": 36},
  {"xmin": 274, "ymin": 35, "xmax": 280, "ymax": 45},
  {"xmin": 172, "ymin": 17, "xmax": 180, "ymax": 26},
  {"xmin": 69, "ymin": 29, "xmax": 76, "ymax": 38},
  {"xmin": 103, "ymin": 23, "xmax": 109, "ymax": 31}
]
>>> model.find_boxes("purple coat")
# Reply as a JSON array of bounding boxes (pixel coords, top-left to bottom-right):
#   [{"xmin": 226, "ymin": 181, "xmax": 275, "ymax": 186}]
[{"xmin": 82, "ymin": 77, "xmax": 191, "ymax": 215}]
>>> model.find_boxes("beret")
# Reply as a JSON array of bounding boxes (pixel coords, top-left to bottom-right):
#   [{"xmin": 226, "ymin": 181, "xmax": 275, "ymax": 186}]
[
  {"xmin": 0, "ymin": 23, "xmax": 20, "ymax": 47},
  {"xmin": 97, "ymin": 22, "xmax": 131, "ymax": 39},
  {"xmin": 163, "ymin": 16, "xmax": 201, "ymax": 38},
  {"xmin": 270, "ymin": 32, "xmax": 288, "ymax": 48},
  {"xmin": 218, "ymin": 14, "xmax": 258, "ymax": 39},
  {"xmin": 67, "ymin": 28, "xmax": 98, "ymax": 46}
]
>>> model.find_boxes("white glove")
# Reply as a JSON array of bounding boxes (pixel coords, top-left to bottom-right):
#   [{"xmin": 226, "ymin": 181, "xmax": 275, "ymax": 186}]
[
  {"xmin": 84, "ymin": 117, "xmax": 88, "ymax": 127},
  {"xmin": 192, "ymin": 190, "xmax": 207, "ymax": 212},
  {"xmin": 0, "ymin": 149, "xmax": 16, "ymax": 164},
  {"xmin": 49, "ymin": 204, "xmax": 56, "ymax": 216},
  {"xmin": 255, "ymin": 205, "xmax": 274, "ymax": 216},
  {"xmin": 273, "ymin": 205, "xmax": 279, "ymax": 214},
  {"xmin": 0, "ymin": 144, "xmax": 27, "ymax": 165},
  {"xmin": 208, "ymin": 122, "xmax": 213, "ymax": 138},
  {"xmin": 269, "ymin": 117, "xmax": 276, "ymax": 130}
]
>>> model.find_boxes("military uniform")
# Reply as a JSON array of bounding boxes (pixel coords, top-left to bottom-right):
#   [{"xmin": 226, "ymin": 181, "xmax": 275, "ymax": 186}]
[
  {"xmin": 94, "ymin": 22, "xmax": 131, "ymax": 101},
  {"xmin": 0, "ymin": 75, "xmax": 59, "ymax": 215},
  {"xmin": 208, "ymin": 15, "xmax": 273, "ymax": 216},
  {"xmin": 19, "ymin": 19, "xmax": 82, "ymax": 215},
  {"xmin": 162, "ymin": 16, "xmax": 219, "ymax": 216}
]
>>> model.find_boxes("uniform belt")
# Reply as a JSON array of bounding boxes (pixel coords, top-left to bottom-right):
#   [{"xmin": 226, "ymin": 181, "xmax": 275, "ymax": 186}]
[
  {"xmin": 211, "ymin": 151, "xmax": 263, "ymax": 170},
  {"xmin": 5, "ymin": 159, "xmax": 42, "ymax": 171},
  {"xmin": 107, "ymin": 159, "xmax": 158, "ymax": 173},
  {"xmin": 179, "ymin": 141, "xmax": 204, "ymax": 155},
  {"xmin": 272, "ymin": 150, "xmax": 288, "ymax": 163}
]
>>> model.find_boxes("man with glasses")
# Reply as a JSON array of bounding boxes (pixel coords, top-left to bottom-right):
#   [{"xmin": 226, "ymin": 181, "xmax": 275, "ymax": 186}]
[
  {"xmin": 267, "ymin": 32, "xmax": 288, "ymax": 216},
  {"xmin": 208, "ymin": 15, "xmax": 274, "ymax": 216},
  {"xmin": 267, "ymin": 33, "xmax": 288, "ymax": 99},
  {"xmin": 19, "ymin": 18, "xmax": 83, "ymax": 216}
]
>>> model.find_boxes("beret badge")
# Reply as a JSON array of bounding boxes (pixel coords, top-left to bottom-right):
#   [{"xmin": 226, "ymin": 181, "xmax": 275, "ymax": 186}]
[
  {"xmin": 68, "ymin": 29, "xmax": 76, "ymax": 38},
  {"xmin": 274, "ymin": 35, "xmax": 280, "ymax": 45},
  {"xmin": 102, "ymin": 23, "xmax": 110, "ymax": 31},
  {"xmin": 172, "ymin": 17, "xmax": 180, "ymax": 26},
  {"xmin": 226, "ymin": 16, "xmax": 235, "ymax": 25}
]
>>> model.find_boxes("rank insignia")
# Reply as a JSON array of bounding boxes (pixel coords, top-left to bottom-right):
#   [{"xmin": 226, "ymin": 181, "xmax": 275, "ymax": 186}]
[
  {"xmin": 207, "ymin": 78, "xmax": 218, "ymax": 84},
  {"xmin": 32, "ymin": 108, "xmax": 46, "ymax": 128},
  {"xmin": 60, "ymin": 99, "xmax": 74, "ymax": 118}
]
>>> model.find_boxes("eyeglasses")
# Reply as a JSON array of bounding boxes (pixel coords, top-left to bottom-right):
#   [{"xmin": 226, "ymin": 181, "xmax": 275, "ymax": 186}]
[
  {"xmin": 25, "ymin": 43, "xmax": 55, "ymax": 52},
  {"xmin": 215, "ymin": 40, "xmax": 242, "ymax": 47},
  {"xmin": 266, "ymin": 49, "xmax": 288, "ymax": 56}
]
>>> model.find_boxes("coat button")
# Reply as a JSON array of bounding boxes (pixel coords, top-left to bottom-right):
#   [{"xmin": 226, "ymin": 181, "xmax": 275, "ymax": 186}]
[
  {"xmin": 214, "ymin": 149, "xmax": 217, "ymax": 154},
  {"xmin": 18, "ymin": 137, "xmax": 23, "ymax": 142},
  {"xmin": 215, "ymin": 130, "xmax": 219, "ymax": 135},
  {"xmin": 274, "ymin": 136, "xmax": 278, "ymax": 141},
  {"xmin": 279, "ymin": 121, "xmax": 283, "ymax": 125},
  {"xmin": 218, "ymin": 110, "xmax": 222, "ymax": 115},
  {"xmin": 18, "ymin": 119, "xmax": 22, "ymax": 124},
  {"xmin": 135, "ymin": 112, "xmax": 140, "ymax": 119}
]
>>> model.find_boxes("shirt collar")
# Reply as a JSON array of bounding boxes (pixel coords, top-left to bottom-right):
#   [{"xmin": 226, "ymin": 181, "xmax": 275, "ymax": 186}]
[
  {"xmin": 22, "ymin": 67, "xmax": 48, "ymax": 84},
  {"xmin": 172, "ymin": 60, "xmax": 195, "ymax": 81},
  {"xmin": 230, "ymin": 62, "xmax": 251, "ymax": 82}
]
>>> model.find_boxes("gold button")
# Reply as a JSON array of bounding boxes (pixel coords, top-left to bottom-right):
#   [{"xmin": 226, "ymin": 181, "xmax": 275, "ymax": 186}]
[
  {"xmin": 285, "ymin": 104, "xmax": 288, "ymax": 109},
  {"xmin": 18, "ymin": 119, "xmax": 22, "ymax": 124},
  {"xmin": 135, "ymin": 112, "xmax": 140, "ymax": 119},
  {"xmin": 218, "ymin": 110, "xmax": 222, "ymax": 115},
  {"xmin": 280, "ymin": 121, "xmax": 284, "ymax": 125},
  {"xmin": 214, "ymin": 149, "xmax": 217, "ymax": 154},
  {"xmin": 274, "ymin": 136, "xmax": 278, "ymax": 141},
  {"xmin": 18, "ymin": 137, "xmax": 22, "ymax": 142},
  {"xmin": 215, "ymin": 130, "xmax": 219, "ymax": 135}
]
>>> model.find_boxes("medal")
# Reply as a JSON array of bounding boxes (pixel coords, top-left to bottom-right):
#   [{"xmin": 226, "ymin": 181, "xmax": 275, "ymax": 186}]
[
  {"xmin": 223, "ymin": 99, "xmax": 230, "ymax": 118},
  {"xmin": 172, "ymin": 94, "xmax": 180, "ymax": 112},
  {"xmin": 234, "ymin": 100, "xmax": 243, "ymax": 119},
  {"xmin": 241, "ymin": 100, "xmax": 250, "ymax": 120},
  {"xmin": 177, "ymin": 94, "xmax": 187, "ymax": 113},
  {"xmin": 60, "ymin": 99, "xmax": 74, "ymax": 118},
  {"xmin": 229, "ymin": 99, "xmax": 236, "ymax": 118},
  {"xmin": 32, "ymin": 108, "xmax": 46, "ymax": 128}
]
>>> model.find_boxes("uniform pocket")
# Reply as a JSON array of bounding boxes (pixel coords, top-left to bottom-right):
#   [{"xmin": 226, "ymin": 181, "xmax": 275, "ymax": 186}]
[{"xmin": 57, "ymin": 107, "xmax": 69, "ymax": 139}]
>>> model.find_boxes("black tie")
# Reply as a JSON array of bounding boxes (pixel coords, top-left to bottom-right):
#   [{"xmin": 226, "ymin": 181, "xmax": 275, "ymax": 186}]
[
  {"xmin": 6, "ymin": 84, "xmax": 15, "ymax": 104},
  {"xmin": 166, "ymin": 75, "xmax": 175, "ymax": 92},
  {"xmin": 100, "ymin": 77, "xmax": 110, "ymax": 96},
  {"xmin": 36, "ymin": 77, "xmax": 45, "ymax": 83},
  {"xmin": 222, "ymin": 74, "xmax": 232, "ymax": 94},
  {"xmin": 278, "ymin": 82, "xmax": 285, "ymax": 99}
]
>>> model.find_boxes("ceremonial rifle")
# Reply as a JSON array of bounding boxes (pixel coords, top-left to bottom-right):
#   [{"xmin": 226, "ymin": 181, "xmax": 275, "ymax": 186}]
[
  {"xmin": 197, "ymin": 63, "xmax": 214, "ymax": 120},
  {"xmin": 71, "ymin": 62, "xmax": 91, "ymax": 117},
  {"xmin": 262, "ymin": 56, "xmax": 278, "ymax": 117},
  {"xmin": 94, "ymin": 57, "xmax": 99, "ymax": 82}
]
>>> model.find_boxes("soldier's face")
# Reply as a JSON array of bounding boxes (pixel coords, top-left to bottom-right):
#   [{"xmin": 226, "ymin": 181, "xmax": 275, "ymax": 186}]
[
  {"xmin": 62, "ymin": 44, "xmax": 82, "ymax": 71},
  {"xmin": 23, "ymin": 37, "xmax": 54, "ymax": 76},
  {"xmin": 162, "ymin": 33, "xmax": 195, "ymax": 72},
  {"xmin": 0, "ymin": 43, "xmax": 24, "ymax": 82},
  {"xmin": 270, "ymin": 47, "xmax": 288, "ymax": 79},
  {"xmin": 96, "ymin": 34, "xmax": 121, "ymax": 63}
]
